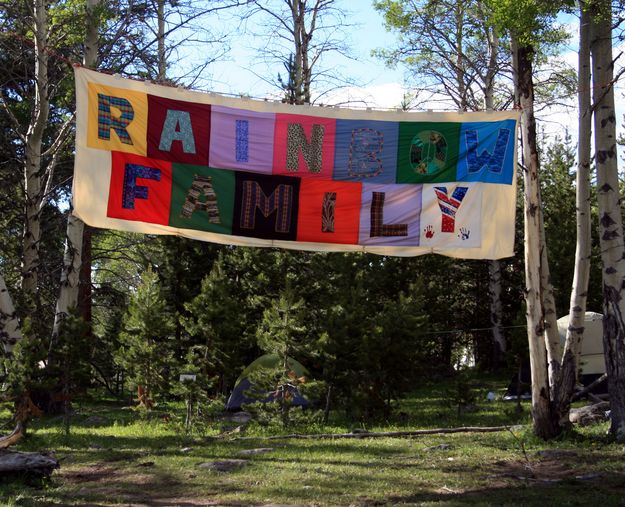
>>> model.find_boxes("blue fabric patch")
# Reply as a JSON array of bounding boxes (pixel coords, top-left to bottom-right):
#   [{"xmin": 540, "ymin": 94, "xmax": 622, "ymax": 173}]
[
  {"xmin": 456, "ymin": 120, "xmax": 515, "ymax": 184},
  {"xmin": 235, "ymin": 119, "xmax": 249, "ymax": 162},
  {"xmin": 158, "ymin": 110, "xmax": 196, "ymax": 154},
  {"xmin": 333, "ymin": 120, "xmax": 398, "ymax": 183},
  {"xmin": 122, "ymin": 163, "xmax": 161, "ymax": 209}
]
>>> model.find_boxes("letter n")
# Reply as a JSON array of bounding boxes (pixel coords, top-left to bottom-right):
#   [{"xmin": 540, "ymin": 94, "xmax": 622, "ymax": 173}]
[{"xmin": 286, "ymin": 123, "xmax": 325, "ymax": 173}]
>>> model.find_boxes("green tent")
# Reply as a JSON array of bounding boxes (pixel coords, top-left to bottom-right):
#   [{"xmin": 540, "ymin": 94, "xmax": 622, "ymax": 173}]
[{"xmin": 226, "ymin": 354, "xmax": 310, "ymax": 411}]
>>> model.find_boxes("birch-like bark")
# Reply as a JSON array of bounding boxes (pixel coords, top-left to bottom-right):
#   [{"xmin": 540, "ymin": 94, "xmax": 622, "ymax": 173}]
[
  {"xmin": 0, "ymin": 274, "xmax": 21, "ymax": 356},
  {"xmin": 553, "ymin": 2, "xmax": 593, "ymax": 422},
  {"xmin": 514, "ymin": 37, "xmax": 558, "ymax": 439},
  {"xmin": 51, "ymin": 0, "xmax": 99, "ymax": 351},
  {"xmin": 590, "ymin": 0, "xmax": 625, "ymax": 440},
  {"xmin": 540, "ymin": 205, "xmax": 562, "ymax": 389},
  {"xmin": 22, "ymin": 0, "xmax": 50, "ymax": 296}
]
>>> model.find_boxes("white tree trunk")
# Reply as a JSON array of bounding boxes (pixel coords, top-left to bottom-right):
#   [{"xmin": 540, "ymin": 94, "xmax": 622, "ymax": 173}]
[
  {"xmin": 514, "ymin": 37, "xmax": 558, "ymax": 439},
  {"xmin": 590, "ymin": 0, "xmax": 625, "ymax": 440},
  {"xmin": 556, "ymin": 2, "xmax": 593, "ymax": 413},
  {"xmin": 0, "ymin": 274, "xmax": 22, "ymax": 356},
  {"xmin": 51, "ymin": 0, "xmax": 99, "ymax": 347},
  {"xmin": 22, "ymin": 0, "xmax": 50, "ymax": 296}
]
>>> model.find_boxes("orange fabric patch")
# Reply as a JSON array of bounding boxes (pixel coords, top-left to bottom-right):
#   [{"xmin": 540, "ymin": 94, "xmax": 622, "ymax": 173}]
[{"xmin": 297, "ymin": 180, "xmax": 361, "ymax": 244}]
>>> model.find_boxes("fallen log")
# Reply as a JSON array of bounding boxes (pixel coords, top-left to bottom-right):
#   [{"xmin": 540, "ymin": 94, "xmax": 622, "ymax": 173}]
[
  {"xmin": 0, "ymin": 449, "xmax": 59, "ymax": 477},
  {"xmin": 571, "ymin": 374, "xmax": 608, "ymax": 402},
  {"xmin": 229, "ymin": 425, "xmax": 513, "ymax": 441},
  {"xmin": 569, "ymin": 401, "xmax": 610, "ymax": 426}
]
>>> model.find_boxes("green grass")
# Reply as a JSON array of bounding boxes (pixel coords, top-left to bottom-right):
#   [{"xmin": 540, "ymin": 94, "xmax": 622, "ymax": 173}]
[{"xmin": 1, "ymin": 377, "xmax": 624, "ymax": 506}]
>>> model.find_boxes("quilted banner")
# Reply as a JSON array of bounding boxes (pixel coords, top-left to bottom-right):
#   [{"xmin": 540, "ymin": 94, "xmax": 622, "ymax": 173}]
[{"xmin": 73, "ymin": 67, "xmax": 519, "ymax": 259}]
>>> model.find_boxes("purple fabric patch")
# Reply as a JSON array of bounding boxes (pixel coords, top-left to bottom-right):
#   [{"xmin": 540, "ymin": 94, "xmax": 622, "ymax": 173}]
[
  {"xmin": 359, "ymin": 183, "xmax": 422, "ymax": 246},
  {"xmin": 210, "ymin": 106, "xmax": 275, "ymax": 173}
]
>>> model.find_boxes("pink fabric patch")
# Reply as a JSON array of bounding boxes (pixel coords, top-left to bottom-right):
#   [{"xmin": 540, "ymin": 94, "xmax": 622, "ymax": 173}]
[{"xmin": 272, "ymin": 113, "xmax": 336, "ymax": 179}]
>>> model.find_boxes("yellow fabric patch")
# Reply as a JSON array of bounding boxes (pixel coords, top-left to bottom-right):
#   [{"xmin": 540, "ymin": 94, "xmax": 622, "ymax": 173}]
[{"xmin": 87, "ymin": 82, "xmax": 147, "ymax": 156}]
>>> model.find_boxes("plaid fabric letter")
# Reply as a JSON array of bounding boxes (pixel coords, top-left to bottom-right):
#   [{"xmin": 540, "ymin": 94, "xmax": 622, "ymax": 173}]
[
  {"xmin": 370, "ymin": 192, "xmax": 408, "ymax": 237},
  {"xmin": 98, "ymin": 94, "xmax": 134, "ymax": 145}
]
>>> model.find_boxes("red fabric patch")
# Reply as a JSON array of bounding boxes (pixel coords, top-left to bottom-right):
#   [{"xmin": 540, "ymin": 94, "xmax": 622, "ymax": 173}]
[
  {"xmin": 273, "ymin": 113, "xmax": 336, "ymax": 179},
  {"xmin": 107, "ymin": 151, "xmax": 172, "ymax": 225},
  {"xmin": 147, "ymin": 95, "xmax": 211, "ymax": 165},
  {"xmin": 297, "ymin": 180, "xmax": 361, "ymax": 244}
]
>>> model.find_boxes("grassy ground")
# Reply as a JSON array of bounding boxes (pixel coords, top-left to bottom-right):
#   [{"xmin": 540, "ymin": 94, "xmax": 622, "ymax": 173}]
[{"xmin": 1, "ymin": 376, "xmax": 624, "ymax": 506}]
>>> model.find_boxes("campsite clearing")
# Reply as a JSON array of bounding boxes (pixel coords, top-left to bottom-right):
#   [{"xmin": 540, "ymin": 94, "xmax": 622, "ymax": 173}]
[{"xmin": 1, "ymin": 378, "xmax": 624, "ymax": 506}]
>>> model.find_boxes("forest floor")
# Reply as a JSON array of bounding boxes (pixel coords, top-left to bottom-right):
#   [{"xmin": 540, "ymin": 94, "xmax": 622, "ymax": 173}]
[{"xmin": 1, "ymin": 376, "xmax": 624, "ymax": 506}]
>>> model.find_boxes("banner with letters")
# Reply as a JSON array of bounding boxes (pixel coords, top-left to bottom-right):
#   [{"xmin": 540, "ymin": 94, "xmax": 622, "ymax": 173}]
[{"xmin": 73, "ymin": 67, "xmax": 519, "ymax": 259}]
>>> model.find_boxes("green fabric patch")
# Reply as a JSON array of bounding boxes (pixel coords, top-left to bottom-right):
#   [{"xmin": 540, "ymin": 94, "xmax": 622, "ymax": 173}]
[
  {"xmin": 169, "ymin": 164, "xmax": 234, "ymax": 234},
  {"xmin": 396, "ymin": 122, "xmax": 460, "ymax": 183}
]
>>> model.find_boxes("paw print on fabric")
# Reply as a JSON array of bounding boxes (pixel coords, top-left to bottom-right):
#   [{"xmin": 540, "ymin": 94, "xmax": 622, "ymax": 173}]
[
  {"xmin": 424, "ymin": 225, "xmax": 435, "ymax": 239},
  {"xmin": 458, "ymin": 227, "xmax": 470, "ymax": 240}
]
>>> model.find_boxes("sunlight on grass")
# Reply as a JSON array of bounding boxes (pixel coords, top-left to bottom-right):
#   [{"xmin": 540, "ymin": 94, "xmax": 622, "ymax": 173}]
[{"xmin": 1, "ymin": 377, "xmax": 624, "ymax": 506}]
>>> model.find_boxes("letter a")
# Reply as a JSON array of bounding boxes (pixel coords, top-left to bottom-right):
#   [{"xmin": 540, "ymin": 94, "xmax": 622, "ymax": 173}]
[
  {"xmin": 159, "ymin": 110, "xmax": 196, "ymax": 154},
  {"xmin": 180, "ymin": 175, "xmax": 220, "ymax": 223}
]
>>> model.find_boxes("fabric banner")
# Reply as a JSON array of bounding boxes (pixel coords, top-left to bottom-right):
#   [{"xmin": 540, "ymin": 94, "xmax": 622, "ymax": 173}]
[{"xmin": 73, "ymin": 67, "xmax": 519, "ymax": 259}]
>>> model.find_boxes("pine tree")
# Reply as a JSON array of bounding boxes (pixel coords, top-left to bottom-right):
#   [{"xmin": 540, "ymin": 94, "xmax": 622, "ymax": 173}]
[
  {"xmin": 116, "ymin": 267, "xmax": 174, "ymax": 409},
  {"xmin": 255, "ymin": 285, "xmax": 309, "ymax": 427}
]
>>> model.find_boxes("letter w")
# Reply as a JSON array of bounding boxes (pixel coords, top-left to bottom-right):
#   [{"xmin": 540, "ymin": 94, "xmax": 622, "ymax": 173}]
[
  {"xmin": 464, "ymin": 128, "xmax": 511, "ymax": 174},
  {"xmin": 240, "ymin": 181, "xmax": 293, "ymax": 233}
]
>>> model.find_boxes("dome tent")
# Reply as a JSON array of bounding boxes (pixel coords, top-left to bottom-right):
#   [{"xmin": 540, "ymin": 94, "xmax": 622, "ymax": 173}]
[{"xmin": 225, "ymin": 353, "xmax": 310, "ymax": 411}]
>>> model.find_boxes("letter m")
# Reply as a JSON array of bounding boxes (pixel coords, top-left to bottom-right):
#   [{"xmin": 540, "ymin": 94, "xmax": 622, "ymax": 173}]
[{"xmin": 240, "ymin": 181, "xmax": 294, "ymax": 233}]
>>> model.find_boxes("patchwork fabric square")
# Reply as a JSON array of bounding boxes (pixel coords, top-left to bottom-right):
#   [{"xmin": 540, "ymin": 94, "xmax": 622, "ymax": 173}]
[
  {"xmin": 333, "ymin": 119, "xmax": 399, "ymax": 183},
  {"xmin": 297, "ymin": 180, "xmax": 362, "ymax": 244},
  {"xmin": 232, "ymin": 172, "xmax": 301, "ymax": 241},
  {"xmin": 418, "ymin": 183, "xmax": 482, "ymax": 248},
  {"xmin": 107, "ymin": 152, "xmax": 172, "ymax": 225},
  {"xmin": 88, "ymin": 83, "xmax": 148, "ymax": 156},
  {"xmin": 396, "ymin": 122, "xmax": 461, "ymax": 183},
  {"xmin": 456, "ymin": 120, "xmax": 516, "ymax": 184},
  {"xmin": 358, "ymin": 183, "xmax": 422, "ymax": 246},
  {"xmin": 168, "ymin": 164, "xmax": 235, "ymax": 235},
  {"xmin": 146, "ymin": 95, "xmax": 211, "ymax": 165},
  {"xmin": 272, "ymin": 113, "xmax": 336, "ymax": 179},
  {"xmin": 210, "ymin": 106, "xmax": 275, "ymax": 173}
]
